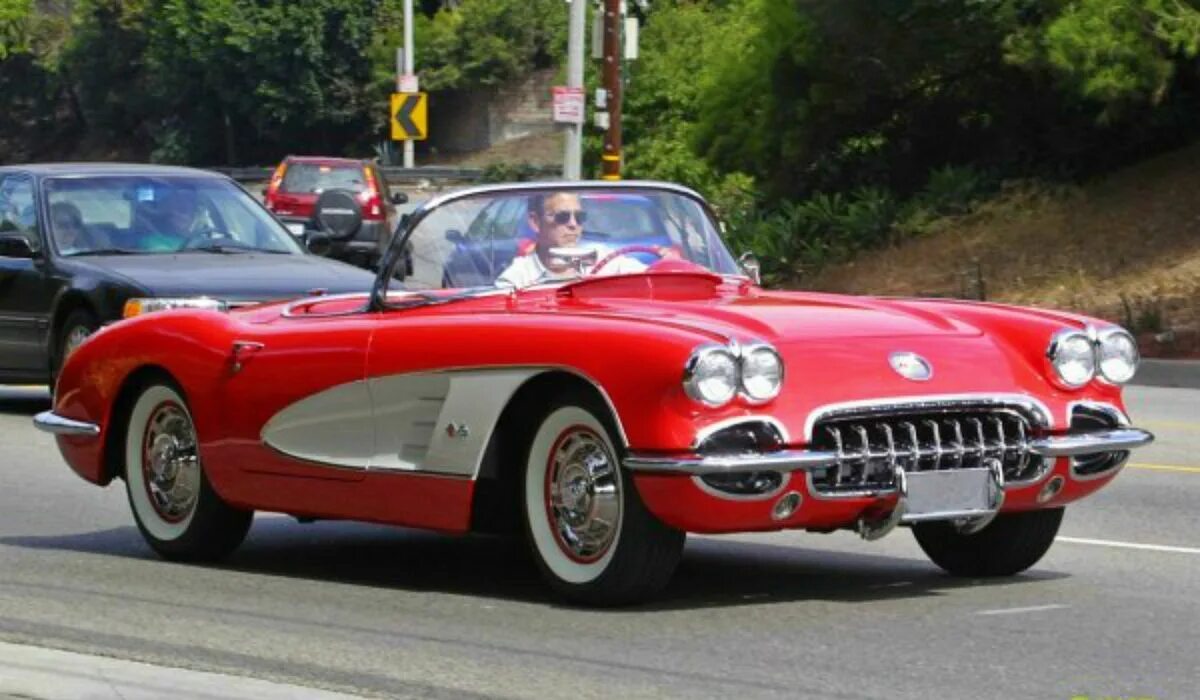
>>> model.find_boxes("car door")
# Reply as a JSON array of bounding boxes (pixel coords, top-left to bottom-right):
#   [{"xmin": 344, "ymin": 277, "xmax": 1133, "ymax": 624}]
[{"xmin": 0, "ymin": 173, "xmax": 55, "ymax": 376}]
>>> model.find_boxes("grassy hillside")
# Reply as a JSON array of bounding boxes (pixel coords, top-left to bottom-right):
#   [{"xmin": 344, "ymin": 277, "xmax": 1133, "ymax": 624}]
[{"xmin": 806, "ymin": 143, "xmax": 1200, "ymax": 357}]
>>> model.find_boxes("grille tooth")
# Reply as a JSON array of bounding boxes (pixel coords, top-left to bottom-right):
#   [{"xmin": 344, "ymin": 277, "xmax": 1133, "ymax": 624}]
[{"xmin": 810, "ymin": 406, "xmax": 1048, "ymax": 495}]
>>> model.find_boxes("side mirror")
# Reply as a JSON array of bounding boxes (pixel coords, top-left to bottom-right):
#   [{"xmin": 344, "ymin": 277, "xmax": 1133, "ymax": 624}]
[
  {"xmin": 390, "ymin": 191, "xmax": 408, "ymax": 205},
  {"xmin": 0, "ymin": 233, "xmax": 36, "ymax": 259},
  {"xmin": 444, "ymin": 229, "xmax": 465, "ymax": 244},
  {"xmin": 738, "ymin": 251, "xmax": 762, "ymax": 286},
  {"xmin": 305, "ymin": 231, "xmax": 333, "ymax": 257}
]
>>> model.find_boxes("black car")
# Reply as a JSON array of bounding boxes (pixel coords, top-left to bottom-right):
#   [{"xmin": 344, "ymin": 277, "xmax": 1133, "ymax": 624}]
[{"xmin": 0, "ymin": 163, "xmax": 378, "ymax": 386}]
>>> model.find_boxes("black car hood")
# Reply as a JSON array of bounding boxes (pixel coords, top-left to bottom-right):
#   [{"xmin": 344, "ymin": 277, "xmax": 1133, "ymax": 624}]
[{"xmin": 72, "ymin": 252, "xmax": 375, "ymax": 301}]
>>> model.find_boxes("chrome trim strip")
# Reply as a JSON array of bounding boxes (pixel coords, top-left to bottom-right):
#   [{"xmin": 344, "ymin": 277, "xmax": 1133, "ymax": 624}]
[
  {"xmin": 1029, "ymin": 428, "xmax": 1154, "ymax": 457},
  {"xmin": 1066, "ymin": 400, "xmax": 1131, "ymax": 427},
  {"xmin": 625, "ymin": 449, "xmax": 839, "ymax": 475},
  {"xmin": 33, "ymin": 411, "xmax": 100, "ymax": 437},
  {"xmin": 802, "ymin": 393, "xmax": 1054, "ymax": 441}
]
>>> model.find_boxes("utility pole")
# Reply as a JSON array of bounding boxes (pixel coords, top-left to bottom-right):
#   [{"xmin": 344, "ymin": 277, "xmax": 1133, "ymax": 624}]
[
  {"xmin": 563, "ymin": 0, "xmax": 586, "ymax": 180},
  {"xmin": 402, "ymin": 0, "xmax": 415, "ymax": 169},
  {"xmin": 600, "ymin": 0, "xmax": 621, "ymax": 180}
]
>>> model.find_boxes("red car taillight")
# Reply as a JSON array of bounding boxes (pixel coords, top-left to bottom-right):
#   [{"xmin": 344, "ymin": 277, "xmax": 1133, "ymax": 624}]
[
  {"xmin": 264, "ymin": 161, "xmax": 287, "ymax": 209},
  {"xmin": 359, "ymin": 166, "xmax": 384, "ymax": 221}
]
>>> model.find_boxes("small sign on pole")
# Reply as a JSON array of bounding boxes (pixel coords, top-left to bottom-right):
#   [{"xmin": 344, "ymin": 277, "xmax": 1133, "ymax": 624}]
[
  {"xmin": 552, "ymin": 86, "xmax": 585, "ymax": 124},
  {"xmin": 397, "ymin": 74, "xmax": 419, "ymax": 93}
]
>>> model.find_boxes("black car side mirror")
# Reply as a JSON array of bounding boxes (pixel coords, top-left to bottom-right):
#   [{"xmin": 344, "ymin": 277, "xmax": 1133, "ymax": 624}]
[
  {"xmin": 305, "ymin": 231, "xmax": 333, "ymax": 257},
  {"xmin": 0, "ymin": 233, "xmax": 37, "ymax": 259},
  {"xmin": 390, "ymin": 191, "xmax": 408, "ymax": 205}
]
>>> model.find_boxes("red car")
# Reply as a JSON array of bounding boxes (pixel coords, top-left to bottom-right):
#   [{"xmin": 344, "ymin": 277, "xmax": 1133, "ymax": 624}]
[
  {"xmin": 262, "ymin": 156, "xmax": 404, "ymax": 268},
  {"xmin": 37, "ymin": 182, "xmax": 1153, "ymax": 605}
]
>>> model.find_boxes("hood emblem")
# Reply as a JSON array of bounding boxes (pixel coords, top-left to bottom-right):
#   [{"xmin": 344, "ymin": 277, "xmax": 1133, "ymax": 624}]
[{"xmin": 889, "ymin": 352, "xmax": 933, "ymax": 382}]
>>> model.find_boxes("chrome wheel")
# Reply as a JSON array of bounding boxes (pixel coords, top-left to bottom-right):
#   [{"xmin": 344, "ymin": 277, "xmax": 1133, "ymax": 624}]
[
  {"xmin": 544, "ymin": 426, "xmax": 622, "ymax": 562},
  {"xmin": 140, "ymin": 402, "xmax": 201, "ymax": 523}
]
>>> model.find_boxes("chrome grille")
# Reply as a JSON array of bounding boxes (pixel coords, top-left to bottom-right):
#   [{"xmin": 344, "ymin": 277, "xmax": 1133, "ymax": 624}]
[{"xmin": 809, "ymin": 407, "xmax": 1046, "ymax": 495}]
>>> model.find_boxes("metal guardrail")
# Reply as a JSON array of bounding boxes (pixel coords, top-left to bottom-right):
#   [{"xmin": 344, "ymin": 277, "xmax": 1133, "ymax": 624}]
[{"xmin": 211, "ymin": 164, "xmax": 561, "ymax": 183}]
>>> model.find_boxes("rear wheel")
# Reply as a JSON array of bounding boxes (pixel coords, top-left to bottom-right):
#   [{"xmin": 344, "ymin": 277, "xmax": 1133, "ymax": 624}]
[
  {"xmin": 124, "ymin": 381, "xmax": 252, "ymax": 562},
  {"xmin": 521, "ymin": 393, "xmax": 685, "ymax": 606},
  {"xmin": 912, "ymin": 507, "xmax": 1064, "ymax": 577}
]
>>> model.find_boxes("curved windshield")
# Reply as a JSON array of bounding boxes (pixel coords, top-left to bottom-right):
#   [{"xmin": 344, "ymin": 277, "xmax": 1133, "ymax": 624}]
[
  {"xmin": 44, "ymin": 175, "xmax": 304, "ymax": 256},
  {"xmin": 387, "ymin": 186, "xmax": 741, "ymax": 296}
]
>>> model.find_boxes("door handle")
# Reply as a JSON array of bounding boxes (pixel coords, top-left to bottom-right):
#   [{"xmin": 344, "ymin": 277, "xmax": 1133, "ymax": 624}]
[{"xmin": 230, "ymin": 341, "xmax": 264, "ymax": 373}]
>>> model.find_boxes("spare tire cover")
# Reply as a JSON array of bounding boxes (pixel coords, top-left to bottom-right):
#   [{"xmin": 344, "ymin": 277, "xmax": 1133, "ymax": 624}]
[{"xmin": 312, "ymin": 189, "xmax": 363, "ymax": 239}]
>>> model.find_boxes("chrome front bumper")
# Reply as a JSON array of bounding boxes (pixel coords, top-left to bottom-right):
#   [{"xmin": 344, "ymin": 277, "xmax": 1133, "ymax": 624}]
[
  {"xmin": 624, "ymin": 428, "xmax": 1154, "ymax": 475},
  {"xmin": 33, "ymin": 411, "xmax": 100, "ymax": 437}
]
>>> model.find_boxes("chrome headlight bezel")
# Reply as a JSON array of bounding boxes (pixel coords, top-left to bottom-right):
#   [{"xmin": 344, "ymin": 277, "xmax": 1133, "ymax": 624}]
[
  {"xmin": 740, "ymin": 344, "xmax": 784, "ymax": 403},
  {"xmin": 1046, "ymin": 328, "xmax": 1097, "ymax": 389},
  {"xmin": 123, "ymin": 296, "xmax": 229, "ymax": 319},
  {"xmin": 683, "ymin": 345, "xmax": 740, "ymax": 407},
  {"xmin": 1096, "ymin": 327, "xmax": 1139, "ymax": 384}
]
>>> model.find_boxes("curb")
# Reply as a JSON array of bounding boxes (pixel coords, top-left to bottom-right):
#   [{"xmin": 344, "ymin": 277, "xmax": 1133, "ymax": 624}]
[{"xmin": 1131, "ymin": 359, "xmax": 1200, "ymax": 390}]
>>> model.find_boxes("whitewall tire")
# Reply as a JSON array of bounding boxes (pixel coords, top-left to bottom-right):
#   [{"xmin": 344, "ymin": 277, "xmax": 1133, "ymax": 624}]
[
  {"xmin": 522, "ymin": 395, "xmax": 684, "ymax": 605},
  {"xmin": 124, "ymin": 380, "xmax": 252, "ymax": 561}
]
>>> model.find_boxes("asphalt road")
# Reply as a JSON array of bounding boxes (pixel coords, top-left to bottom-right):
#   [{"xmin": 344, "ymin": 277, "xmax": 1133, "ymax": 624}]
[{"xmin": 0, "ymin": 385, "xmax": 1197, "ymax": 699}]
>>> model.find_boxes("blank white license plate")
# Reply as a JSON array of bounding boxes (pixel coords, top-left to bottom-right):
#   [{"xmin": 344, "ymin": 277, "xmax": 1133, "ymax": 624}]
[
  {"xmin": 286, "ymin": 223, "xmax": 306, "ymax": 236},
  {"xmin": 902, "ymin": 468, "xmax": 998, "ymax": 522}
]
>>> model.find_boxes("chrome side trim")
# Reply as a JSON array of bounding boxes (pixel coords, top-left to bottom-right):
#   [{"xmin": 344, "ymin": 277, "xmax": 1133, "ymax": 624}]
[
  {"xmin": 33, "ymin": 411, "xmax": 100, "ymax": 437},
  {"xmin": 803, "ymin": 393, "xmax": 1054, "ymax": 441},
  {"xmin": 1029, "ymin": 428, "xmax": 1154, "ymax": 457},
  {"xmin": 625, "ymin": 449, "xmax": 839, "ymax": 475}
]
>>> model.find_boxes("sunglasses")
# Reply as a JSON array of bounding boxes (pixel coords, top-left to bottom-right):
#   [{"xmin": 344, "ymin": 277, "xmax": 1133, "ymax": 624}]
[{"xmin": 549, "ymin": 209, "xmax": 587, "ymax": 225}]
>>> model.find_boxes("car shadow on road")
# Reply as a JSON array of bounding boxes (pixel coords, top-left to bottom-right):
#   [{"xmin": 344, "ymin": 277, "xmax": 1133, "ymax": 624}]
[
  {"xmin": 0, "ymin": 387, "xmax": 50, "ymax": 416},
  {"xmin": 0, "ymin": 515, "xmax": 1066, "ymax": 611}
]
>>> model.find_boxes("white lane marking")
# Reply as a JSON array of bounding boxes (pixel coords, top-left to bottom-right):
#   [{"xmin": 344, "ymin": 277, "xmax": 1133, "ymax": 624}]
[
  {"xmin": 1058, "ymin": 536, "xmax": 1200, "ymax": 554},
  {"xmin": 975, "ymin": 604, "xmax": 1069, "ymax": 616}
]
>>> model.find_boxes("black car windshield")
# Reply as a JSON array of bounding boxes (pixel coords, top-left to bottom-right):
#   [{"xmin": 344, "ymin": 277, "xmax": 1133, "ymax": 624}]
[{"xmin": 44, "ymin": 175, "xmax": 304, "ymax": 256}]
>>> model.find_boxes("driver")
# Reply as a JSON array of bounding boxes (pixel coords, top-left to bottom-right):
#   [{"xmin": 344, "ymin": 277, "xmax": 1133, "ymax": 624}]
[
  {"xmin": 131, "ymin": 185, "xmax": 207, "ymax": 251},
  {"xmin": 495, "ymin": 192, "xmax": 646, "ymax": 288}
]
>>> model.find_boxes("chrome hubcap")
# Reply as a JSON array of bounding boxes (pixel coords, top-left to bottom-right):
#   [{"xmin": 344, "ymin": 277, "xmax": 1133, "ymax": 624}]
[
  {"xmin": 63, "ymin": 325, "xmax": 91, "ymax": 358},
  {"xmin": 545, "ymin": 427, "xmax": 621, "ymax": 562},
  {"xmin": 142, "ymin": 403, "xmax": 200, "ymax": 523}
]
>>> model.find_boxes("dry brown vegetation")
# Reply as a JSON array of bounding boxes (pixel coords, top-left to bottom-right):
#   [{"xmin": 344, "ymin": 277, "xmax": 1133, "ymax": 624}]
[{"xmin": 806, "ymin": 143, "xmax": 1200, "ymax": 357}]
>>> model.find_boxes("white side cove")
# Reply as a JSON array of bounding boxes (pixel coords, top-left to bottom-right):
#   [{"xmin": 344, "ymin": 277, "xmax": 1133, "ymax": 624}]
[{"xmin": 262, "ymin": 369, "xmax": 540, "ymax": 477}]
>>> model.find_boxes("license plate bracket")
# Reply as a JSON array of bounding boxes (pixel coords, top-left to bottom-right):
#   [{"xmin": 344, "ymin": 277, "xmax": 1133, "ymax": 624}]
[{"xmin": 901, "ymin": 467, "xmax": 1001, "ymax": 523}]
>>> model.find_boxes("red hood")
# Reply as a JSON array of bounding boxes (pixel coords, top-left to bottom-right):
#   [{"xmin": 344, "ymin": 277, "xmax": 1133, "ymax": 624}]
[{"xmin": 551, "ymin": 273, "xmax": 982, "ymax": 343}]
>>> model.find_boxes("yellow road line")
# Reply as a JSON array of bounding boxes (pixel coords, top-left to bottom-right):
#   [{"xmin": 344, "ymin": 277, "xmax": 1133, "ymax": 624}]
[{"xmin": 1129, "ymin": 462, "xmax": 1200, "ymax": 474}]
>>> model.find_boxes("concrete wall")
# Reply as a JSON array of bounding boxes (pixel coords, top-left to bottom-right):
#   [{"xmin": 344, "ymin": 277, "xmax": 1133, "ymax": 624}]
[{"xmin": 428, "ymin": 69, "xmax": 558, "ymax": 155}]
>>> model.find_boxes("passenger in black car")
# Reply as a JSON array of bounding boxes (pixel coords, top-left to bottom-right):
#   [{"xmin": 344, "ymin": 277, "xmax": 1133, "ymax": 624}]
[{"xmin": 49, "ymin": 201, "xmax": 92, "ymax": 255}]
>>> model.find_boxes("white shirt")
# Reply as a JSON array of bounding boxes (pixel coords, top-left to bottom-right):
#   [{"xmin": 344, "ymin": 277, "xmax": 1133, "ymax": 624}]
[{"xmin": 495, "ymin": 248, "xmax": 647, "ymax": 288}]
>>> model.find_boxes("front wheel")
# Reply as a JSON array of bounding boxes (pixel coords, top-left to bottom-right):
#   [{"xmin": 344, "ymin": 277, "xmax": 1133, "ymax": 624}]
[
  {"xmin": 522, "ymin": 396, "xmax": 685, "ymax": 606},
  {"xmin": 124, "ymin": 381, "xmax": 252, "ymax": 562},
  {"xmin": 912, "ymin": 507, "xmax": 1064, "ymax": 577}
]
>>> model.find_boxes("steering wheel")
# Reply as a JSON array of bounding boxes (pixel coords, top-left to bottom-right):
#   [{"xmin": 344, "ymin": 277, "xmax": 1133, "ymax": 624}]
[{"xmin": 588, "ymin": 245, "xmax": 672, "ymax": 276}]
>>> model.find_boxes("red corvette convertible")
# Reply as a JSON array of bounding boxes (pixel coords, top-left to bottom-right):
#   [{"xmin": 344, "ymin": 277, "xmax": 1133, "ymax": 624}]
[{"xmin": 36, "ymin": 181, "xmax": 1154, "ymax": 605}]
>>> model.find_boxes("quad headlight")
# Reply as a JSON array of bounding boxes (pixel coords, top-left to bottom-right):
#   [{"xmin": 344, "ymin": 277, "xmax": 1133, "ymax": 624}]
[
  {"xmin": 123, "ymin": 297, "xmax": 228, "ymax": 319},
  {"xmin": 1097, "ymin": 328, "xmax": 1139, "ymax": 384},
  {"xmin": 684, "ymin": 342, "xmax": 784, "ymax": 407},
  {"xmin": 1047, "ymin": 326, "xmax": 1139, "ymax": 388},
  {"xmin": 740, "ymin": 345, "xmax": 784, "ymax": 402}
]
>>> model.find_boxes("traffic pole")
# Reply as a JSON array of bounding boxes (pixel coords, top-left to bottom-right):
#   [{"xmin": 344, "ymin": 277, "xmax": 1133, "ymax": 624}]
[
  {"xmin": 563, "ymin": 0, "xmax": 586, "ymax": 180},
  {"xmin": 601, "ymin": 0, "xmax": 621, "ymax": 180},
  {"xmin": 402, "ymin": 0, "xmax": 415, "ymax": 169}
]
